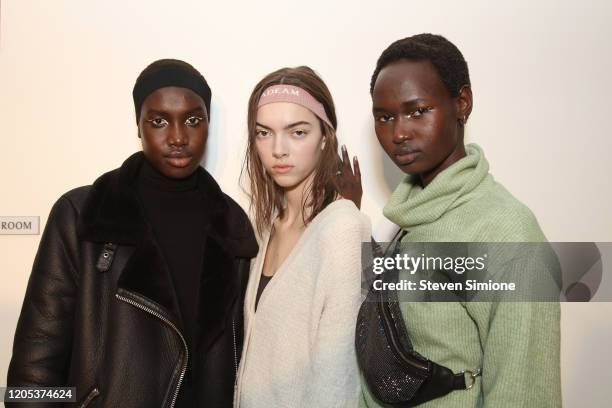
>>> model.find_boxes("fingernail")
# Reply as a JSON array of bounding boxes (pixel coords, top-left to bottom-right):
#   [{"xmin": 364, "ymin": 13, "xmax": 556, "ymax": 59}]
[{"xmin": 342, "ymin": 144, "xmax": 347, "ymax": 152}]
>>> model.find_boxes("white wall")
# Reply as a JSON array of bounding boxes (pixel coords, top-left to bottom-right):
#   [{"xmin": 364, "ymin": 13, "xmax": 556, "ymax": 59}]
[{"xmin": 1, "ymin": 0, "xmax": 611, "ymax": 405}]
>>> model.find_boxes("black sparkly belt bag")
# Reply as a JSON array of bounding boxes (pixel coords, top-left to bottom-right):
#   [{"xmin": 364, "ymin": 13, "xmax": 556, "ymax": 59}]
[{"xmin": 355, "ymin": 231, "xmax": 481, "ymax": 407}]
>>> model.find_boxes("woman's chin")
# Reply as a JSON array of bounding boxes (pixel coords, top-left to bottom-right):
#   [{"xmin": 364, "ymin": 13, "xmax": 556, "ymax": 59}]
[
  {"xmin": 273, "ymin": 177, "xmax": 299, "ymax": 189},
  {"xmin": 272, "ymin": 174, "xmax": 310, "ymax": 191}
]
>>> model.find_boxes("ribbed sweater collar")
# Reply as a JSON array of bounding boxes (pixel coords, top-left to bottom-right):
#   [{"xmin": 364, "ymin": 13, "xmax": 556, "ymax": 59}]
[{"xmin": 383, "ymin": 143, "xmax": 491, "ymax": 230}]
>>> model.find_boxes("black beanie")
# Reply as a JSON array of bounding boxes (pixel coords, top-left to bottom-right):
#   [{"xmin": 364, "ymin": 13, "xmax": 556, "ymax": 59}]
[{"xmin": 132, "ymin": 59, "xmax": 212, "ymax": 123}]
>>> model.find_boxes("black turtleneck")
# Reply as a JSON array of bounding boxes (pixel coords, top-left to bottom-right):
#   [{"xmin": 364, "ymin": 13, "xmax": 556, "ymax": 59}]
[{"xmin": 136, "ymin": 158, "xmax": 206, "ymax": 407}]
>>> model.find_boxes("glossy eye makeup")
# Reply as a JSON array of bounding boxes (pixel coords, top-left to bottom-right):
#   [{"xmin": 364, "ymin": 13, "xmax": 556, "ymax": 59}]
[
  {"xmin": 146, "ymin": 115, "xmax": 205, "ymax": 129},
  {"xmin": 408, "ymin": 106, "xmax": 433, "ymax": 118},
  {"xmin": 146, "ymin": 117, "xmax": 169, "ymax": 128},
  {"xmin": 185, "ymin": 116, "xmax": 204, "ymax": 127},
  {"xmin": 373, "ymin": 106, "xmax": 433, "ymax": 124}
]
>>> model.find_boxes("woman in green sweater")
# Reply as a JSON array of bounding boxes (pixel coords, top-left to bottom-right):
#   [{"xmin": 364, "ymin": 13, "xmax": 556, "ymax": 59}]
[{"xmin": 359, "ymin": 34, "xmax": 561, "ymax": 407}]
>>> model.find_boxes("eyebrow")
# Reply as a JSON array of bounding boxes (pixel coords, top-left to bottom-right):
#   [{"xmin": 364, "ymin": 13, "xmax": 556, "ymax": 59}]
[
  {"xmin": 185, "ymin": 107, "xmax": 206, "ymax": 117},
  {"xmin": 144, "ymin": 106, "xmax": 206, "ymax": 117},
  {"xmin": 373, "ymin": 98, "xmax": 428, "ymax": 113},
  {"xmin": 255, "ymin": 121, "xmax": 313, "ymax": 130},
  {"xmin": 401, "ymin": 98, "xmax": 427, "ymax": 107}
]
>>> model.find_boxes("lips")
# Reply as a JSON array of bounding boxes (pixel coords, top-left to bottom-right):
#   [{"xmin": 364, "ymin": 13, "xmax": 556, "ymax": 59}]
[
  {"xmin": 394, "ymin": 148, "xmax": 421, "ymax": 165},
  {"xmin": 272, "ymin": 164, "xmax": 294, "ymax": 174},
  {"xmin": 165, "ymin": 151, "xmax": 193, "ymax": 168}
]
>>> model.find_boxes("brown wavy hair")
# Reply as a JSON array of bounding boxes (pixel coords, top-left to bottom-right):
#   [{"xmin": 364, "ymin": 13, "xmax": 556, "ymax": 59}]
[{"xmin": 242, "ymin": 66, "xmax": 341, "ymax": 236}]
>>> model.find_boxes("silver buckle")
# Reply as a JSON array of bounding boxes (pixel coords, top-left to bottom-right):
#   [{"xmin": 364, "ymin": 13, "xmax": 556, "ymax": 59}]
[{"xmin": 462, "ymin": 368, "xmax": 482, "ymax": 390}]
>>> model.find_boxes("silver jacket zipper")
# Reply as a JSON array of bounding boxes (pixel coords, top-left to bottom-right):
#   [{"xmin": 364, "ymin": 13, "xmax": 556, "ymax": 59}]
[
  {"xmin": 232, "ymin": 318, "xmax": 238, "ymax": 380},
  {"xmin": 79, "ymin": 387, "xmax": 99, "ymax": 408},
  {"xmin": 115, "ymin": 293, "xmax": 188, "ymax": 408}
]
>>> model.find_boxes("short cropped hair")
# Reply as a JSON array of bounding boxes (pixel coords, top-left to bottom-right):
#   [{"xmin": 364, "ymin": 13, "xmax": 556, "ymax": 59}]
[{"xmin": 370, "ymin": 33, "xmax": 470, "ymax": 97}]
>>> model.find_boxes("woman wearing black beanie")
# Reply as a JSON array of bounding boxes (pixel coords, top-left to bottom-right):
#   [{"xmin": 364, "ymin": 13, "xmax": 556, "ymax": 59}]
[{"xmin": 7, "ymin": 59, "xmax": 258, "ymax": 408}]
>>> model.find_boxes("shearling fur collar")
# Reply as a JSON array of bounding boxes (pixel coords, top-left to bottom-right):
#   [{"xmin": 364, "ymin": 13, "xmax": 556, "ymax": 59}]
[
  {"xmin": 77, "ymin": 151, "xmax": 257, "ymax": 258},
  {"xmin": 76, "ymin": 151, "xmax": 257, "ymax": 354}
]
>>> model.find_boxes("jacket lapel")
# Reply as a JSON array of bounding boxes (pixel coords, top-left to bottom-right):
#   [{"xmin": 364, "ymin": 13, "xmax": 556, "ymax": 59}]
[
  {"xmin": 194, "ymin": 169, "xmax": 257, "ymax": 354},
  {"xmin": 195, "ymin": 235, "xmax": 238, "ymax": 354},
  {"xmin": 77, "ymin": 152, "xmax": 183, "ymax": 326},
  {"xmin": 77, "ymin": 151, "xmax": 258, "ymax": 350}
]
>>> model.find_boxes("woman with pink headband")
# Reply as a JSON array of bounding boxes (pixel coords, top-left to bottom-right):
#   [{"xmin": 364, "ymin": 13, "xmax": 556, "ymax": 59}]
[{"xmin": 234, "ymin": 66, "xmax": 371, "ymax": 407}]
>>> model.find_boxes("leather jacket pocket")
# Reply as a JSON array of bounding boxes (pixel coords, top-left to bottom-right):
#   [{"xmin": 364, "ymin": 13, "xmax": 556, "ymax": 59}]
[{"xmin": 78, "ymin": 387, "xmax": 99, "ymax": 408}]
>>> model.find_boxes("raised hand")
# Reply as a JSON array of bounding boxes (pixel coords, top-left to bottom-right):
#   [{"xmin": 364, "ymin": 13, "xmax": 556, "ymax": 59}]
[{"xmin": 336, "ymin": 145, "xmax": 362, "ymax": 209}]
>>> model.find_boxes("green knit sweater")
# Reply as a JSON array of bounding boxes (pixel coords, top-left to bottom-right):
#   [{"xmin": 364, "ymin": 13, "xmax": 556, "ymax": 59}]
[{"xmin": 360, "ymin": 144, "xmax": 561, "ymax": 408}]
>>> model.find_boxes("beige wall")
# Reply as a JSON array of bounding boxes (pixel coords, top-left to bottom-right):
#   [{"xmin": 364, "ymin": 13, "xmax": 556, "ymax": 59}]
[{"xmin": 1, "ymin": 0, "xmax": 611, "ymax": 405}]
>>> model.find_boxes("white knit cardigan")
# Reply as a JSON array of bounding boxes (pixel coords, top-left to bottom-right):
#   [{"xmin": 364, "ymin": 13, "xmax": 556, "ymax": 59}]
[{"xmin": 234, "ymin": 199, "xmax": 371, "ymax": 408}]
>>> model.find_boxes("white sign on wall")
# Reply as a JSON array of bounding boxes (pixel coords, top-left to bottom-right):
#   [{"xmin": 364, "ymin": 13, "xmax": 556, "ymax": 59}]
[{"xmin": 0, "ymin": 216, "xmax": 40, "ymax": 235}]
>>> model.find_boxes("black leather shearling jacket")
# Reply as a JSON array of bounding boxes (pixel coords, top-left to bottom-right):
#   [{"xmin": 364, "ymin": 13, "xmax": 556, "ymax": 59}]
[{"xmin": 7, "ymin": 152, "xmax": 258, "ymax": 407}]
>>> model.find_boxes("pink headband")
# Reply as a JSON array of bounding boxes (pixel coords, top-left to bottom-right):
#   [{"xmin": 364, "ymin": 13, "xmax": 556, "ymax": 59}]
[{"xmin": 257, "ymin": 84, "xmax": 334, "ymax": 129}]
